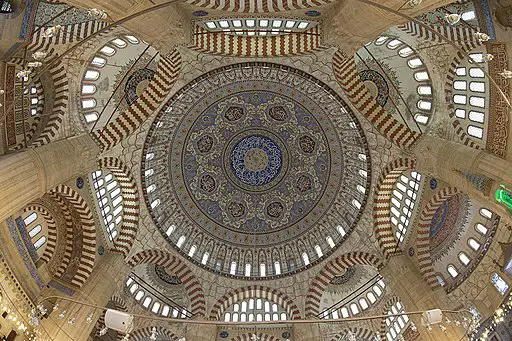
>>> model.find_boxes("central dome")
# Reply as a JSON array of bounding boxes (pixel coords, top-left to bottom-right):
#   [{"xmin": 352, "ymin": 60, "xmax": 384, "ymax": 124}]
[{"xmin": 142, "ymin": 63, "xmax": 370, "ymax": 278}]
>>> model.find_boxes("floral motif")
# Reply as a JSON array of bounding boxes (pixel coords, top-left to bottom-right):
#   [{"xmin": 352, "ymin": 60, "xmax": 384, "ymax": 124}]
[
  {"xmin": 200, "ymin": 174, "xmax": 216, "ymax": 193},
  {"xmin": 296, "ymin": 175, "xmax": 312, "ymax": 193},
  {"xmin": 224, "ymin": 106, "xmax": 244, "ymax": 121},
  {"xmin": 267, "ymin": 202, "xmax": 284, "ymax": 218},
  {"xmin": 268, "ymin": 106, "xmax": 288, "ymax": 121},
  {"xmin": 197, "ymin": 135, "xmax": 213, "ymax": 153},
  {"xmin": 298, "ymin": 135, "xmax": 316, "ymax": 153},
  {"xmin": 228, "ymin": 202, "xmax": 245, "ymax": 218}
]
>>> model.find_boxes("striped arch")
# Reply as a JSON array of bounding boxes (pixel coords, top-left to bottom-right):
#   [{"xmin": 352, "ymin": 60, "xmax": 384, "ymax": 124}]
[
  {"xmin": 22, "ymin": 204, "xmax": 57, "ymax": 265},
  {"xmin": 97, "ymin": 157, "xmax": 139, "ymax": 257},
  {"xmin": 191, "ymin": 26, "xmax": 325, "ymax": 57},
  {"xmin": 330, "ymin": 327, "xmax": 377, "ymax": 341},
  {"xmin": 379, "ymin": 296, "xmax": 402, "ymax": 341},
  {"xmin": 333, "ymin": 51, "xmax": 419, "ymax": 148},
  {"xmin": 130, "ymin": 326, "xmax": 179, "ymax": 341},
  {"xmin": 374, "ymin": 158, "xmax": 416, "ymax": 259},
  {"xmin": 92, "ymin": 50, "xmax": 182, "ymax": 151},
  {"xmin": 30, "ymin": 59, "xmax": 69, "ymax": 147},
  {"xmin": 184, "ymin": 0, "xmax": 334, "ymax": 12},
  {"xmin": 417, "ymin": 187, "xmax": 461, "ymax": 289},
  {"xmin": 127, "ymin": 249, "xmax": 206, "ymax": 317},
  {"xmin": 305, "ymin": 252, "xmax": 385, "ymax": 317},
  {"xmin": 48, "ymin": 185, "xmax": 96, "ymax": 288},
  {"xmin": 208, "ymin": 285, "xmax": 302, "ymax": 320},
  {"xmin": 230, "ymin": 334, "xmax": 279, "ymax": 341}
]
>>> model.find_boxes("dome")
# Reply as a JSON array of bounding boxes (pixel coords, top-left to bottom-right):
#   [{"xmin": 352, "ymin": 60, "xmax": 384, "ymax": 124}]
[{"xmin": 142, "ymin": 63, "xmax": 371, "ymax": 278}]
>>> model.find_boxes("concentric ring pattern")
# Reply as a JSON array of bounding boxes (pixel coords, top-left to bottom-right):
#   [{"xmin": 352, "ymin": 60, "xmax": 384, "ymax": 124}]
[{"xmin": 142, "ymin": 63, "xmax": 370, "ymax": 278}]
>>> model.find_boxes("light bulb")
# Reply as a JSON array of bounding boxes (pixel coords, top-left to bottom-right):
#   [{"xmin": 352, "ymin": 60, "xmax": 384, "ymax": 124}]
[
  {"xmin": 445, "ymin": 13, "xmax": 461, "ymax": 25},
  {"xmin": 42, "ymin": 25, "xmax": 62, "ymax": 38}
]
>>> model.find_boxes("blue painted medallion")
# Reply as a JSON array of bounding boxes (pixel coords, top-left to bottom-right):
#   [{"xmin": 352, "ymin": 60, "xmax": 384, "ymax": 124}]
[{"xmin": 230, "ymin": 135, "xmax": 283, "ymax": 187}]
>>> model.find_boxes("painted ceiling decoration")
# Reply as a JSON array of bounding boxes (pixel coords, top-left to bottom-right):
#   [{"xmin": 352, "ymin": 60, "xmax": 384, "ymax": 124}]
[{"xmin": 142, "ymin": 62, "xmax": 370, "ymax": 278}]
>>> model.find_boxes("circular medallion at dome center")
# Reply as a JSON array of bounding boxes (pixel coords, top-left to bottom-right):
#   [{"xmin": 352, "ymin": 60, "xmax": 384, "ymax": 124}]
[
  {"xmin": 177, "ymin": 90, "xmax": 332, "ymax": 234},
  {"xmin": 226, "ymin": 130, "xmax": 288, "ymax": 191}
]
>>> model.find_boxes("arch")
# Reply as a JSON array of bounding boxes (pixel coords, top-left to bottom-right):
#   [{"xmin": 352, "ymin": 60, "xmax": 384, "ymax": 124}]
[
  {"xmin": 130, "ymin": 326, "xmax": 179, "ymax": 341},
  {"xmin": 305, "ymin": 252, "xmax": 385, "ymax": 317},
  {"xmin": 127, "ymin": 249, "xmax": 206, "ymax": 317},
  {"xmin": 208, "ymin": 285, "xmax": 302, "ymax": 321},
  {"xmin": 191, "ymin": 26, "xmax": 323, "ymax": 57},
  {"xmin": 373, "ymin": 158, "xmax": 416, "ymax": 259},
  {"xmin": 92, "ymin": 49, "xmax": 182, "ymax": 151},
  {"xmin": 333, "ymin": 51, "xmax": 419, "ymax": 148},
  {"xmin": 330, "ymin": 327, "xmax": 377, "ymax": 341},
  {"xmin": 97, "ymin": 157, "xmax": 140, "ymax": 257},
  {"xmin": 230, "ymin": 334, "xmax": 279, "ymax": 341},
  {"xmin": 416, "ymin": 187, "xmax": 461, "ymax": 289},
  {"xmin": 48, "ymin": 185, "xmax": 96, "ymax": 288},
  {"xmin": 22, "ymin": 204, "xmax": 57, "ymax": 265}
]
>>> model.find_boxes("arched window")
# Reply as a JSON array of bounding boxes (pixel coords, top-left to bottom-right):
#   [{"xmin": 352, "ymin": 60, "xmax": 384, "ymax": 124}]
[
  {"xmin": 230, "ymin": 262, "xmax": 237, "ymax": 275},
  {"xmin": 188, "ymin": 245, "xmax": 197, "ymax": 257},
  {"xmin": 340, "ymin": 307, "xmax": 349, "ymax": 318},
  {"xmin": 200, "ymin": 18, "xmax": 315, "ymax": 36},
  {"xmin": 468, "ymin": 238, "xmax": 481, "ymax": 251},
  {"xmin": 176, "ymin": 236, "xmax": 186, "ymax": 248},
  {"xmin": 314, "ymin": 245, "xmax": 323, "ymax": 257},
  {"xmin": 201, "ymin": 252, "xmax": 209, "ymax": 265},
  {"xmin": 302, "ymin": 252, "xmax": 310, "ymax": 266},
  {"xmin": 274, "ymin": 262, "xmax": 281, "ymax": 275},
  {"xmin": 491, "ymin": 273, "xmax": 509, "ymax": 295},
  {"xmin": 84, "ymin": 70, "xmax": 100, "ymax": 80},
  {"xmin": 34, "ymin": 236, "xmax": 46, "ymax": 250},
  {"xmin": 452, "ymin": 50, "xmax": 490, "ymax": 143},
  {"xmin": 245, "ymin": 263, "xmax": 251, "ymax": 277},
  {"xmin": 480, "ymin": 208, "xmax": 492, "ymax": 219},
  {"xmin": 111, "ymin": 38, "xmax": 127, "ymax": 48},
  {"xmin": 23, "ymin": 212, "xmax": 37, "ymax": 226},
  {"xmin": 90, "ymin": 170, "xmax": 124, "ymax": 241},
  {"xmin": 349, "ymin": 303, "xmax": 359, "ymax": 315},
  {"xmin": 222, "ymin": 298, "xmax": 288, "ymax": 321},
  {"xmin": 385, "ymin": 301, "xmax": 409, "ymax": 341},
  {"xmin": 100, "ymin": 45, "xmax": 116, "ymax": 56},
  {"xmin": 475, "ymin": 223, "xmax": 488, "ymax": 235},
  {"xmin": 260, "ymin": 263, "xmax": 266, "ymax": 277},
  {"xmin": 326, "ymin": 236, "xmax": 335, "ymax": 248},
  {"xmin": 458, "ymin": 252, "xmax": 471, "ymax": 266},
  {"xmin": 28, "ymin": 224, "xmax": 42, "ymax": 238},
  {"xmin": 447, "ymin": 264, "xmax": 459, "ymax": 278},
  {"xmin": 390, "ymin": 170, "xmax": 422, "ymax": 245}
]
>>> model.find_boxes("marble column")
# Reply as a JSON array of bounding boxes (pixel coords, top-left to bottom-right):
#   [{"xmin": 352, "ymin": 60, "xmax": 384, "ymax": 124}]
[
  {"xmin": 36, "ymin": 253, "xmax": 128, "ymax": 341},
  {"xmin": 0, "ymin": 134, "xmax": 99, "ymax": 221}
]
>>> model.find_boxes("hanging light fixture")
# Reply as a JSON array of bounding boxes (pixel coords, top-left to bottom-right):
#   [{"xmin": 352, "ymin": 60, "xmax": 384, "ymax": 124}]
[
  {"xmin": 88, "ymin": 8, "xmax": 107, "ymax": 20},
  {"xmin": 32, "ymin": 51, "xmax": 48, "ymax": 61},
  {"xmin": 99, "ymin": 326, "xmax": 109, "ymax": 336},
  {"xmin": 475, "ymin": 32, "xmax": 491, "ymax": 42},
  {"xmin": 407, "ymin": 0, "xmax": 422, "ymax": 8},
  {"xmin": 27, "ymin": 61, "xmax": 43, "ymax": 68},
  {"xmin": 86, "ymin": 312, "xmax": 94, "ymax": 324},
  {"xmin": 445, "ymin": 13, "xmax": 461, "ymax": 25},
  {"xmin": 16, "ymin": 70, "xmax": 31, "ymax": 79},
  {"xmin": 149, "ymin": 327, "xmax": 158, "ymax": 340},
  {"xmin": 58, "ymin": 310, "xmax": 66, "ymax": 319},
  {"xmin": 481, "ymin": 53, "xmax": 494, "ymax": 62},
  {"xmin": 122, "ymin": 333, "xmax": 130, "ymax": 341},
  {"xmin": 42, "ymin": 25, "xmax": 62, "ymax": 38},
  {"xmin": 500, "ymin": 70, "xmax": 512, "ymax": 79}
]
